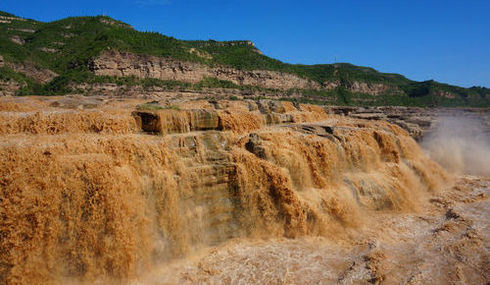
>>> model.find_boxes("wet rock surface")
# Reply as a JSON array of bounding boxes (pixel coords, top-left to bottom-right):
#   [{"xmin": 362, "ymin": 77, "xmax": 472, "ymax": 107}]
[
  {"xmin": 140, "ymin": 176, "xmax": 490, "ymax": 285},
  {"xmin": 326, "ymin": 106, "xmax": 490, "ymax": 140}
]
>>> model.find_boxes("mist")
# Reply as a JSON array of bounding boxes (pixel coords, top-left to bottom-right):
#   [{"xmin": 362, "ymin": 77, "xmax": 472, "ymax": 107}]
[{"xmin": 421, "ymin": 113, "xmax": 490, "ymax": 176}]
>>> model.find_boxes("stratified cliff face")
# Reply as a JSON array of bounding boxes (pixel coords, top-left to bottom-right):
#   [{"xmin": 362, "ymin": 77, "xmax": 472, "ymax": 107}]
[
  {"xmin": 323, "ymin": 80, "xmax": 391, "ymax": 95},
  {"xmin": 89, "ymin": 50, "xmax": 322, "ymax": 90},
  {"xmin": 87, "ymin": 51, "xmax": 402, "ymax": 98},
  {"xmin": 0, "ymin": 96, "xmax": 450, "ymax": 284},
  {"xmin": 88, "ymin": 51, "xmax": 397, "ymax": 96}
]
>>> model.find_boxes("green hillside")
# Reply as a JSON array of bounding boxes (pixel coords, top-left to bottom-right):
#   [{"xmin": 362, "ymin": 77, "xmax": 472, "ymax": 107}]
[{"xmin": 0, "ymin": 10, "xmax": 488, "ymax": 107}]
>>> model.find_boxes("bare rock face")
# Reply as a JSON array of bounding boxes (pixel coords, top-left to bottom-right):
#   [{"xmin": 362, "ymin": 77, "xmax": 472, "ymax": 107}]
[
  {"xmin": 323, "ymin": 80, "xmax": 391, "ymax": 95},
  {"xmin": 7, "ymin": 62, "xmax": 57, "ymax": 83},
  {"xmin": 99, "ymin": 18, "xmax": 133, "ymax": 29},
  {"xmin": 39, "ymin": 47, "xmax": 57, "ymax": 53},
  {"xmin": 436, "ymin": 90, "xmax": 457, "ymax": 99},
  {"xmin": 0, "ymin": 15, "xmax": 27, "ymax": 24},
  {"xmin": 9, "ymin": 35, "xmax": 25, "ymax": 45},
  {"xmin": 89, "ymin": 51, "xmax": 321, "ymax": 90},
  {"xmin": 7, "ymin": 27, "xmax": 35, "ymax": 33},
  {"xmin": 0, "ymin": 80, "xmax": 21, "ymax": 96},
  {"xmin": 131, "ymin": 100, "xmax": 314, "ymax": 135},
  {"xmin": 322, "ymin": 80, "xmax": 341, "ymax": 89},
  {"xmin": 345, "ymin": 81, "xmax": 390, "ymax": 95},
  {"xmin": 188, "ymin": 48, "xmax": 212, "ymax": 60},
  {"xmin": 245, "ymin": 133, "xmax": 267, "ymax": 159},
  {"xmin": 86, "ymin": 51, "xmax": 395, "ymax": 97},
  {"xmin": 0, "ymin": 56, "xmax": 22, "ymax": 96},
  {"xmin": 326, "ymin": 106, "xmax": 490, "ymax": 141},
  {"xmin": 133, "ymin": 109, "xmax": 220, "ymax": 134},
  {"xmin": 0, "ymin": 55, "xmax": 56, "ymax": 85},
  {"xmin": 0, "ymin": 55, "xmax": 57, "ymax": 94},
  {"xmin": 70, "ymin": 82, "xmax": 301, "ymax": 100},
  {"xmin": 326, "ymin": 106, "xmax": 434, "ymax": 139}
]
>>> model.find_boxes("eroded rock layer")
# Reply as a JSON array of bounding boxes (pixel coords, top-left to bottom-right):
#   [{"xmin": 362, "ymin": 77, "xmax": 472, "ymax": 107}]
[
  {"xmin": 89, "ymin": 51, "xmax": 321, "ymax": 91},
  {"xmin": 327, "ymin": 105, "xmax": 490, "ymax": 140}
]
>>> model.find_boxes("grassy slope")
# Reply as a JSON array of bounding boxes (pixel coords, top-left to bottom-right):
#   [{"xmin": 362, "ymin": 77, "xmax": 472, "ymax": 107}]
[{"xmin": 0, "ymin": 11, "xmax": 488, "ymax": 106}]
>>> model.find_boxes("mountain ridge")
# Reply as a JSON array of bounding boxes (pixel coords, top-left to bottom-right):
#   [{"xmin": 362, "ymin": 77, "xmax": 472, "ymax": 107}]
[{"xmin": 0, "ymin": 10, "xmax": 488, "ymax": 107}]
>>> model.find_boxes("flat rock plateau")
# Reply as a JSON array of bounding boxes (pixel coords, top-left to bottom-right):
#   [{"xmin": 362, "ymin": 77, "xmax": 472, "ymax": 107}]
[{"xmin": 0, "ymin": 96, "xmax": 488, "ymax": 284}]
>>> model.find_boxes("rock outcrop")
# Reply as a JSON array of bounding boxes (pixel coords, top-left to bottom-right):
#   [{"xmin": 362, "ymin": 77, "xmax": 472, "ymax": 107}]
[
  {"xmin": 89, "ymin": 50, "xmax": 321, "ymax": 90},
  {"xmin": 0, "ymin": 80, "xmax": 22, "ymax": 96},
  {"xmin": 345, "ymin": 81, "xmax": 391, "ymax": 95},
  {"xmin": 323, "ymin": 80, "xmax": 391, "ymax": 95},
  {"xmin": 326, "ymin": 105, "xmax": 490, "ymax": 140},
  {"xmin": 70, "ymin": 82, "xmax": 302, "ymax": 100},
  {"xmin": 0, "ymin": 15, "xmax": 27, "ymax": 24},
  {"xmin": 88, "ymin": 51, "xmax": 396, "ymax": 96},
  {"xmin": 0, "ymin": 57, "xmax": 56, "ymax": 95},
  {"xmin": 7, "ymin": 62, "xmax": 57, "ymax": 83},
  {"xmin": 9, "ymin": 35, "xmax": 25, "ymax": 45},
  {"xmin": 1, "ymin": 53, "xmax": 57, "ymax": 84},
  {"xmin": 131, "ymin": 100, "xmax": 325, "ymax": 135},
  {"xmin": 0, "ymin": 55, "xmax": 22, "ymax": 96}
]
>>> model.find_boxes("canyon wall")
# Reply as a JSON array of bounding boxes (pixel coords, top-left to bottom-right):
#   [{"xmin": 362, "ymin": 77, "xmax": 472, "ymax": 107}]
[
  {"xmin": 89, "ymin": 51, "xmax": 321, "ymax": 91},
  {"xmin": 88, "ymin": 51, "xmax": 391, "ymax": 95},
  {"xmin": 0, "ymin": 97, "xmax": 448, "ymax": 283}
]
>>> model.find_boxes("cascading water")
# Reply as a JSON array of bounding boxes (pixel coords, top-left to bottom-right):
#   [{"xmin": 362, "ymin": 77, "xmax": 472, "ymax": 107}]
[{"xmin": 0, "ymin": 97, "xmax": 460, "ymax": 284}]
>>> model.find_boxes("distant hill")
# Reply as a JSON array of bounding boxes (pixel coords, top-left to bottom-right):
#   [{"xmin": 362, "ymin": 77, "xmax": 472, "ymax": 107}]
[{"xmin": 0, "ymin": 10, "xmax": 488, "ymax": 107}]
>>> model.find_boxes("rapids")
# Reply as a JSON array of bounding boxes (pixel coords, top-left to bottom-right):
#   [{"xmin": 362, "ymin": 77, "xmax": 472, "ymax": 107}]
[{"xmin": 0, "ymin": 96, "xmax": 472, "ymax": 284}]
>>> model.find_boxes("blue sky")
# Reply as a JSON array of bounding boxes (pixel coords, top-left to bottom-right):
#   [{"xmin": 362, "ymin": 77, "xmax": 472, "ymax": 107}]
[{"xmin": 2, "ymin": 0, "xmax": 490, "ymax": 87}]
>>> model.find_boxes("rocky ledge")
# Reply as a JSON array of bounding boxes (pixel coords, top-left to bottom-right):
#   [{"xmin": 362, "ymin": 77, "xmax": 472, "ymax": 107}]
[{"xmin": 326, "ymin": 105, "xmax": 490, "ymax": 140}]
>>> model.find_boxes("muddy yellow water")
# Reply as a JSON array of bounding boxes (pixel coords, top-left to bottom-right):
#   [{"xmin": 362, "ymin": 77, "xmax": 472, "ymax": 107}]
[{"xmin": 0, "ymin": 97, "xmax": 487, "ymax": 284}]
